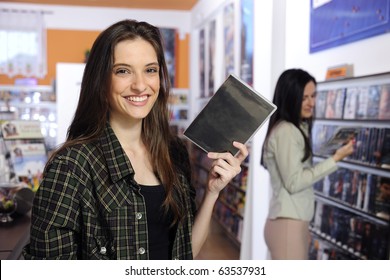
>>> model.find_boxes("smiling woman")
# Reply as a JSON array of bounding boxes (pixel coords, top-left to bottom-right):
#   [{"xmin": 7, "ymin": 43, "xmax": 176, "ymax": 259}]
[
  {"xmin": 109, "ymin": 39, "xmax": 160, "ymax": 123},
  {"xmin": 23, "ymin": 19, "xmax": 248, "ymax": 260}
]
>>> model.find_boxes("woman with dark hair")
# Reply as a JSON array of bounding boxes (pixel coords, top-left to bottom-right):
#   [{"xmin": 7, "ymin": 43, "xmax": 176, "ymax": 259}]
[
  {"xmin": 23, "ymin": 19, "xmax": 248, "ymax": 260},
  {"xmin": 260, "ymin": 69, "xmax": 353, "ymax": 259}
]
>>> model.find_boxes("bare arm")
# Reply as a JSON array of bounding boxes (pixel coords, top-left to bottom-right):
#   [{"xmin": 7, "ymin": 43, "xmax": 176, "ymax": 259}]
[{"xmin": 191, "ymin": 141, "xmax": 248, "ymax": 258}]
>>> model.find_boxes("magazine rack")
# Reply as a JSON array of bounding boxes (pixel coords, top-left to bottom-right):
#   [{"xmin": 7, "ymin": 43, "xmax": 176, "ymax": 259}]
[
  {"xmin": 0, "ymin": 84, "xmax": 56, "ymax": 152},
  {"xmin": 310, "ymin": 72, "xmax": 390, "ymax": 260},
  {"xmin": 0, "ymin": 120, "xmax": 48, "ymax": 192}
]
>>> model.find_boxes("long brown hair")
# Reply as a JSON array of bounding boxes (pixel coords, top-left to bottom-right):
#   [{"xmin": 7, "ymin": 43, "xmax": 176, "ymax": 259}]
[
  {"xmin": 52, "ymin": 19, "xmax": 184, "ymax": 224},
  {"xmin": 261, "ymin": 69, "xmax": 316, "ymax": 167}
]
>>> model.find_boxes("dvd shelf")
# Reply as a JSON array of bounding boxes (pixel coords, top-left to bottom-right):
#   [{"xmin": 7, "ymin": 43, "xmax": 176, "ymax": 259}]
[
  {"xmin": 310, "ymin": 72, "xmax": 390, "ymax": 260},
  {"xmin": 190, "ymin": 144, "xmax": 249, "ymax": 247}
]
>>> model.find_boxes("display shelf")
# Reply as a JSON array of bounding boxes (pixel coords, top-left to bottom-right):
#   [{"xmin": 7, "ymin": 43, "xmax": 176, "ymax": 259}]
[
  {"xmin": 309, "ymin": 226, "xmax": 361, "ymax": 260},
  {"xmin": 314, "ymin": 156, "xmax": 390, "ymax": 178},
  {"xmin": 314, "ymin": 192, "xmax": 389, "ymax": 227},
  {"xmin": 310, "ymin": 72, "xmax": 390, "ymax": 260},
  {"xmin": 0, "ymin": 121, "xmax": 48, "ymax": 260},
  {"xmin": 0, "ymin": 85, "xmax": 52, "ymax": 92},
  {"xmin": 0, "ymin": 84, "xmax": 56, "ymax": 152},
  {"xmin": 0, "ymin": 120, "xmax": 48, "ymax": 191},
  {"xmin": 311, "ymin": 198, "xmax": 389, "ymax": 260}
]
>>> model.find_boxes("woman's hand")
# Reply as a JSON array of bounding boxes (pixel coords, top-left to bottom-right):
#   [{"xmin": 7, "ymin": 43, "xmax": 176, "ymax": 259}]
[
  {"xmin": 206, "ymin": 141, "xmax": 249, "ymax": 195},
  {"xmin": 333, "ymin": 139, "xmax": 354, "ymax": 162}
]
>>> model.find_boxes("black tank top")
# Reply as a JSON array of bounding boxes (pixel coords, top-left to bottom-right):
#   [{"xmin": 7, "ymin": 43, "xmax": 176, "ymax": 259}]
[{"xmin": 139, "ymin": 184, "xmax": 175, "ymax": 260}]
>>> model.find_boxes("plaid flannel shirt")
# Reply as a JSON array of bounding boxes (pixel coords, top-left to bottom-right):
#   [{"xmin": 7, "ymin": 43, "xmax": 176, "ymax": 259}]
[{"xmin": 23, "ymin": 124, "xmax": 196, "ymax": 260}]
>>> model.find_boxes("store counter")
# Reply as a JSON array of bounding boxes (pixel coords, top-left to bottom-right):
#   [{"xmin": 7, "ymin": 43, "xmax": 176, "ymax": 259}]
[{"xmin": 0, "ymin": 213, "xmax": 30, "ymax": 260}]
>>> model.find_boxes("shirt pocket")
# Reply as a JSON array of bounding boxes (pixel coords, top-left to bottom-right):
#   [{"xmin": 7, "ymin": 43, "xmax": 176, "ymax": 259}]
[
  {"xmin": 91, "ymin": 181, "xmax": 137, "ymax": 259},
  {"xmin": 96, "ymin": 181, "xmax": 133, "ymax": 213}
]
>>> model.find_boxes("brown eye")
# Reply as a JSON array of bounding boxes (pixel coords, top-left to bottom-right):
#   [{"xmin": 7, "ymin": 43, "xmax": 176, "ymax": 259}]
[
  {"xmin": 114, "ymin": 68, "xmax": 131, "ymax": 75},
  {"xmin": 146, "ymin": 66, "xmax": 159, "ymax": 74}
]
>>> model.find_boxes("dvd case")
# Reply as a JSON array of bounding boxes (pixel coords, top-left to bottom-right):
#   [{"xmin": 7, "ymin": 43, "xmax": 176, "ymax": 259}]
[
  {"xmin": 319, "ymin": 126, "xmax": 360, "ymax": 155},
  {"xmin": 184, "ymin": 74, "xmax": 277, "ymax": 155}
]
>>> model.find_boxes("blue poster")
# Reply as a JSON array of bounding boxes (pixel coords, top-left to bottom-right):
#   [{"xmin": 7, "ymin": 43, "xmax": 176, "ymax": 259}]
[{"xmin": 310, "ymin": 0, "xmax": 390, "ymax": 53}]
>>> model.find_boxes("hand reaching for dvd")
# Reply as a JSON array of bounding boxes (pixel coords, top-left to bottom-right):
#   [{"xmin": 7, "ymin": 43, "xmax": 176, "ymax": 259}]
[
  {"xmin": 333, "ymin": 139, "xmax": 355, "ymax": 162},
  {"xmin": 206, "ymin": 141, "xmax": 249, "ymax": 196}
]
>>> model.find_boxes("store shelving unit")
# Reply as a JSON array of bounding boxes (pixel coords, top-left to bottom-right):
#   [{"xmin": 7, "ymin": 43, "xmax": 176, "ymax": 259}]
[
  {"xmin": 0, "ymin": 120, "xmax": 48, "ymax": 191},
  {"xmin": 309, "ymin": 72, "xmax": 390, "ymax": 260},
  {"xmin": 0, "ymin": 85, "xmax": 56, "ymax": 152}
]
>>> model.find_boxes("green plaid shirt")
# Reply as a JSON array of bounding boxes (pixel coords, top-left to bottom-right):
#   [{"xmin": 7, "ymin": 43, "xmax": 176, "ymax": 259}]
[{"xmin": 23, "ymin": 124, "xmax": 196, "ymax": 260}]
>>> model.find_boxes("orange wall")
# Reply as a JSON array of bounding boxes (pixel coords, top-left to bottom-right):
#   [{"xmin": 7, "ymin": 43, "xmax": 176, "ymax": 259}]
[
  {"xmin": 176, "ymin": 34, "xmax": 189, "ymax": 88},
  {"xmin": 0, "ymin": 29, "xmax": 189, "ymax": 88}
]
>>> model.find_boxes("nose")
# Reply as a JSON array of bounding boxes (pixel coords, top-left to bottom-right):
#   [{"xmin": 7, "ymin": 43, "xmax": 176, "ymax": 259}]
[
  {"xmin": 131, "ymin": 73, "xmax": 147, "ymax": 92},
  {"xmin": 309, "ymin": 96, "xmax": 315, "ymax": 107}
]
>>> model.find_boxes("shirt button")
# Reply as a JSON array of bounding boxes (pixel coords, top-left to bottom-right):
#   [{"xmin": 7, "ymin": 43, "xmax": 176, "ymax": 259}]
[
  {"xmin": 136, "ymin": 212, "xmax": 143, "ymax": 220},
  {"xmin": 100, "ymin": 247, "xmax": 107, "ymax": 255},
  {"xmin": 138, "ymin": 247, "xmax": 146, "ymax": 255}
]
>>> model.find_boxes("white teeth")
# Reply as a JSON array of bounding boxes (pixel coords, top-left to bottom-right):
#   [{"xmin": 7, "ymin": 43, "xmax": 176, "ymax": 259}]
[{"xmin": 127, "ymin": 96, "xmax": 147, "ymax": 102}]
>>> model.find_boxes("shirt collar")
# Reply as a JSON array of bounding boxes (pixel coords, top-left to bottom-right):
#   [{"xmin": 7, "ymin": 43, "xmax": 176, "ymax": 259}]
[
  {"xmin": 99, "ymin": 122, "xmax": 134, "ymax": 183},
  {"xmin": 300, "ymin": 121, "xmax": 309, "ymax": 132}
]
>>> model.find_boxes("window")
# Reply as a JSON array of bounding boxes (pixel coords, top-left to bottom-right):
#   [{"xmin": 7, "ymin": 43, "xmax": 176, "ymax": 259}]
[{"xmin": 0, "ymin": 10, "xmax": 47, "ymax": 78}]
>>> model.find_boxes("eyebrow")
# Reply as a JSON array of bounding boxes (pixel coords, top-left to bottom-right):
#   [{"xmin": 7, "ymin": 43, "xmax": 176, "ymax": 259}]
[{"xmin": 112, "ymin": 62, "xmax": 159, "ymax": 68}]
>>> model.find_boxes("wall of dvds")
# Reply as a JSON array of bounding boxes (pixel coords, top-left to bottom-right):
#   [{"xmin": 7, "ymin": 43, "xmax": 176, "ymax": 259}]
[{"xmin": 309, "ymin": 72, "xmax": 390, "ymax": 260}]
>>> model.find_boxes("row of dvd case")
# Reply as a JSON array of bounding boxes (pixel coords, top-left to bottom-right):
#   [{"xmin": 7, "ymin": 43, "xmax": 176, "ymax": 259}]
[
  {"xmin": 311, "ymin": 202, "xmax": 389, "ymax": 260},
  {"xmin": 315, "ymin": 83, "xmax": 390, "ymax": 120},
  {"xmin": 314, "ymin": 168, "xmax": 390, "ymax": 221},
  {"xmin": 312, "ymin": 124, "xmax": 390, "ymax": 169}
]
